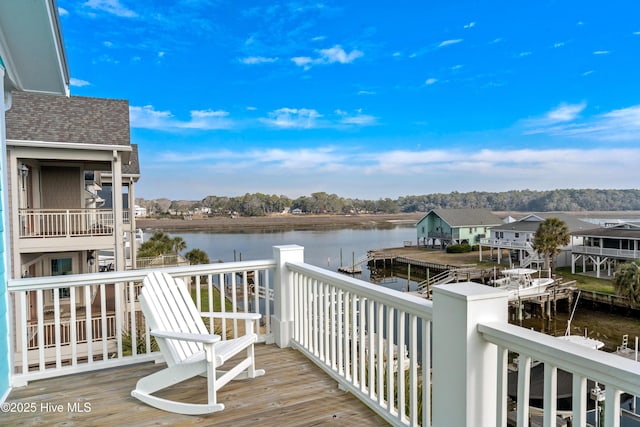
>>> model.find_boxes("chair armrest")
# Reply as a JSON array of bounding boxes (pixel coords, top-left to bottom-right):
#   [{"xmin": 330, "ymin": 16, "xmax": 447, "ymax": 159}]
[
  {"xmin": 150, "ymin": 329, "xmax": 221, "ymax": 344},
  {"xmin": 200, "ymin": 312, "xmax": 262, "ymax": 320}
]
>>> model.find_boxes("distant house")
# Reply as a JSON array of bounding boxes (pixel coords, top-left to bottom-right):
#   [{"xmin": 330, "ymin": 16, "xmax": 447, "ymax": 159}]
[
  {"xmin": 479, "ymin": 213, "xmax": 592, "ymax": 268},
  {"xmin": 135, "ymin": 205, "xmax": 147, "ymax": 217},
  {"xmin": 416, "ymin": 208, "xmax": 502, "ymax": 247},
  {"xmin": 291, "ymin": 208, "xmax": 303, "ymax": 215},
  {"xmin": 570, "ymin": 221, "xmax": 640, "ymax": 278}
]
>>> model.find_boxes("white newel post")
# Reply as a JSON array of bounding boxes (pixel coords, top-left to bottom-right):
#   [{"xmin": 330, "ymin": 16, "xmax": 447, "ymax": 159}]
[
  {"xmin": 272, "ymin": 245, "xmax": 304, "ymax": 348},
  {"xmin": 432, "ymin": 282, "xmax": 508, "ymax": 427}
]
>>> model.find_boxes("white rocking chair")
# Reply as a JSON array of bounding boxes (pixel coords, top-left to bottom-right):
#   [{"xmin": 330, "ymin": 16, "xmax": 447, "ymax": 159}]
[{"xmin": 131, "ymin": 271, "xmax": 265, "ymax": 414}]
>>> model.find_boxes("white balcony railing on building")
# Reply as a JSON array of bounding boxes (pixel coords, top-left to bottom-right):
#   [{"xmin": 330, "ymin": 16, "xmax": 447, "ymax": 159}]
[
  {"xmin": 8, "ymin": 245, "xmax": 640, "ymax": 426},
  {"xmin": 572, "ymin": 244, "xmax": 640, "ymax": 259},
  {"xmin": 18, "ymin": 208, "xmax": 114, "ymax": 238}
]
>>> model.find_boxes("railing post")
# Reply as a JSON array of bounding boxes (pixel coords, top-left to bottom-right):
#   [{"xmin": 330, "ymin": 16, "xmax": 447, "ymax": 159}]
[
  {"xmin": 432, "ymin": 282, "xmax": 508, "ymax": 427},
  {"xmin": 272, "ymin": 245, "xmax": 304, "ymax": 348}
]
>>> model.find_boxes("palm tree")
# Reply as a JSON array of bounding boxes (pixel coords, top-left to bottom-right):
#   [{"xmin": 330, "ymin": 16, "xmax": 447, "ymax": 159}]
[
  {"xmin": 172, "ymin": 236, "xmax": 187, "ymax": 254},
  {"xmin": 531, "ymin": 217, "xmax": 570, "ymax": 272},
  {"xmin": 612, "ymin": 259, "xmax": 640, "ymax": 308}
]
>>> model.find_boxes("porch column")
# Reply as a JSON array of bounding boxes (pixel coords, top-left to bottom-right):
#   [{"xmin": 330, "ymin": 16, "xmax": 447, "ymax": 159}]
[
  {"xmin": 0, "ymin": 64, "xmax": 11, "ymax": 398},
  {"xmin": 432, "ymin": 282, "xmax": 508, "ymax": 427},
  {"xmin": 128, "ymin": 178, "xmax": 137, "ymax": 269},
  {"xmin": 272, "ymin": 245, "xmax": 304, "ymax": 348},
  {"xmin": 111, "ymin": 151, "xmax": 124, "ymax": 270}
]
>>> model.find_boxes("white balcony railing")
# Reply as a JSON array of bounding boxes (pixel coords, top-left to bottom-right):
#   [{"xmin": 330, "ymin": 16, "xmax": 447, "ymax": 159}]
[
  {"xmin": 8, "ymin": 245, "xmax": 640, "ymax": 426},
  {"xmin": 572, "ymin": 244, "xmax": 640, "ymax": 259},
  {"xmin": 18, "ymin": 208, "xmax": 114, "ymax": 238}
]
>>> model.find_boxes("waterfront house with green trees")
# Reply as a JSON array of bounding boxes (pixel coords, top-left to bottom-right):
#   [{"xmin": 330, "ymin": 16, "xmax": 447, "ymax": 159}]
[
  {"xmin": 416, "ymin": 208, "xmax": 502, "ymax": 247},
  {"xmin": 479, "ymin": 212, "xmax": 592, "ymax": 267},
  {"xmin": 570, "ymin": 221, "xmax": 640, "ymax": 278}
]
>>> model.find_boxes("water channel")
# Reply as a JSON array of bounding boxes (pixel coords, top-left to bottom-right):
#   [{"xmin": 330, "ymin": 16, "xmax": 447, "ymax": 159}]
[{"xmin": 150, "ymin": 224, "xmax": 640, "ymax": 353}]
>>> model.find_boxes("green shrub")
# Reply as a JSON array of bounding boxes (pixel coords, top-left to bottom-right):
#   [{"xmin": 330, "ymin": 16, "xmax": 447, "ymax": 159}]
[{"xmin": 446, "ymin": 243, "xmax": 472, "ymax": 253}]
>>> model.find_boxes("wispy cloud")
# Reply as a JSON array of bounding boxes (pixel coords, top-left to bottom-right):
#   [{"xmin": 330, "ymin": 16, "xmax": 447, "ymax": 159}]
[
  {"xmin": 438, "ymin": 39, "xmax": 463, "ymax": 48},
  {"xmin": 70, "ymin": 78, "xmax": 90, "ymax": 87},
  {"xmin": 130, "ymin": 105, "xmax": 233, "ymax": 130},
  {"xmin": 523, "ymin": 103, "xmax": 640, "ymax": 142},
  {"xmin": 58, "ymin": 7, "xmax": 69, "ymax": 16},
  {"xmin": 291, "ymin": 45, "xmax": 363, "ymax": 70},
  {"xmin": 425, "ymin": 78, "xmax": 438, "ymax": 85},
  {"xmin": 335, "ymin": 109, "xmax": 377, "ymax": 126},
  {"xmin": 545, "ymin": 102, "xmax": 587, "ymax": 123},
  {"xmin": 552, "ymin": 42, "xmax": 565, "ymax": 48},
  {"xmin": 593, "ymin": 50, "xmax": 610, "ymax": 55},
  {"xmin": 239, "ymin": 56, "xmax": 279, "ymax": 64},
  {"xmin": 83, "ymin": 0, "xmax": 137, "ymax": 18},
  {"xmin": 518, "ymin": 51, "xmax": 532, "ymax": 57},
  {"xmin": 463, "ymin": 22, "xmax": 475, "ymax": 29},
  {"xmin": 260, "ymin": 108, "xmax": 322, "ymax": 129}
]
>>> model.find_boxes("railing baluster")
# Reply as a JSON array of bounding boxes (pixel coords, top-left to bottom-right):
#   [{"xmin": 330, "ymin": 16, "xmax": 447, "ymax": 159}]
[
  {"xmin": 572, "ymin": 374, "xmax": 587, "ymax": 427},
  {"xmin": 496, "ymin": 346, "xmax": 508, "ymax": 427},
  {"xmin": 517, "ymin": 354, "xmax": 532, "ymax": 427},
  {"xmin": 543, "ymin": 363, "xmax": 557, "ymax": 427},
  {"xmin": 387, "ymin": 305, "xmax": 395, "ymax": 415}
]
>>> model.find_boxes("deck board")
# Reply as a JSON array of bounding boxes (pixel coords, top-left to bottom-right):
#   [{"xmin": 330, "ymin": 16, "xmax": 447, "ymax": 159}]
[{"xmin": 5, "ymin": 344, "xmax": 388, "ymax": 426}]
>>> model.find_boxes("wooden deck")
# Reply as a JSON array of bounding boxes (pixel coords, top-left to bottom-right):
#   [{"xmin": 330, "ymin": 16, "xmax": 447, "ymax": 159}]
[{"xmin": 5, "ymin": 344, "xmax": 388, "ymax": 426}]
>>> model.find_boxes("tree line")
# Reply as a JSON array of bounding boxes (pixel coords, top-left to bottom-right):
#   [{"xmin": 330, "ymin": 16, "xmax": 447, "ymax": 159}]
[{"xmin": 137, "ymin": 188, "xmax": 640, "ymax": 217}]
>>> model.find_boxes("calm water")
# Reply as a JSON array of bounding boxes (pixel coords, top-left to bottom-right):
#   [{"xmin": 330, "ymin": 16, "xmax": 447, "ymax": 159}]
[{"xmin": 160, "ymin": 225, "xmax": 419, "ymax": 289}]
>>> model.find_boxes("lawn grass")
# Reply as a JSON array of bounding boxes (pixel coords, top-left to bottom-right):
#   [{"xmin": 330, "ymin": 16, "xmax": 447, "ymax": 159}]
[
  {"xmin": 191, "ymin": 285, "xmax": 233, "ymax": 311},
  {"xmin": 554, "ymin": 267, "xmax": 616, "ymax": 294}
]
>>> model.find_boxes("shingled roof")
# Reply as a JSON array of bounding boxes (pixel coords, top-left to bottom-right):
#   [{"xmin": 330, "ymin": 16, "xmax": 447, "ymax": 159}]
[
  {"xmin": 422, "ymin": 208, "xmax": 503, "ymax": 227},
  {"xmin": 6, "ymin": 92, "xmax": 130, "ymax": 146},
  {"xmin": 122, "ymin": 144, "xmax": 140, "ymax": 176}
]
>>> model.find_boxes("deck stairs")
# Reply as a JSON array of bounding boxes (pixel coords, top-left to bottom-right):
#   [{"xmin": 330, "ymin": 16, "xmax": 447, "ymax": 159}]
[
  {"xmin": 416, "ymin": 267, "xmax": 479, "ymax": 295},
  {"xmin": 519, "ymin": 243, "xmax": 545, "ymax": 268}
]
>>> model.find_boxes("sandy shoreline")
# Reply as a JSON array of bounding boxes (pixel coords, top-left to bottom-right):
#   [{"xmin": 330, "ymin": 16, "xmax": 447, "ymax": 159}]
[{"xmin": 136, "ymin": 213, "xmax": 425, "ymax": 233}]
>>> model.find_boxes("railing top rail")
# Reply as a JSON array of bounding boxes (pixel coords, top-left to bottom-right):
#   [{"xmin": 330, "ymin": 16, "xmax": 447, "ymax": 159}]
[
  {"xmin": 287, "ymin": 260, "xmax": 433, "ymax": 318},
  {"xmin": 18, "ymin": 208, "xmax": 113, "ymax": 212},
  {"xmin": 8, "ymin": 259, "xmax": 277, "ymax": 292},
  {"xmin": 478, "ymin": 321, "xmax": 640, "ymax": 395}
]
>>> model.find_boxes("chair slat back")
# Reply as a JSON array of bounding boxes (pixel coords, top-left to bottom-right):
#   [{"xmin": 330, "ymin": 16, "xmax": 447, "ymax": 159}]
[{"xmin": 140, "ymin": 271, "xmax": 209, "ymax": 365}]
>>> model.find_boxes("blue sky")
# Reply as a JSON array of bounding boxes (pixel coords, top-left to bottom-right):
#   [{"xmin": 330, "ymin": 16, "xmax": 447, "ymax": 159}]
[{"xmin": 57, "ymin": 0, "xmax": 640, "ymax": 201}]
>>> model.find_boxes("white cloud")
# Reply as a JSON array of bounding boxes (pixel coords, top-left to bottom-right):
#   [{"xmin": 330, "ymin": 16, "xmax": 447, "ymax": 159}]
[
  {"xmin": 58, "ymin": 7, "xmax": 69, "ymax": 16},
  {"xmin": 240, "ymin": 56, "xmax": 279, "ymax": 64},
  {"xmin": 523, "ymin": 103, "xmax": 640, "ymax": 142},
  {"xmin": 319, "ymin": 45, "xmax": 363, "ymax": 64},
  {"xmin": 103, "ymin": 41, "xmax": 113, "ymax": 48},
  {"xmin": 70, "ymin": 78, "xmax": 90, "ymax": 87},
  {"xmin": 335, "ymin": 109, "xmax": 377, "ymax": 126},
  {"xmin": 593, "ymin": 50, "xmax": 610, "ymax": 55},
  {"xmin": 291, "ymin": 56, "xmax": 314, "ymax": 70},
  {"xmin": 140, "ymin": 143, "xmax": 640, "ymax": 199},
  {"xmin": 291, "ymin": 45, "xmax": 363, "ymax": 70},
  {"xmin": 545, "ymin": 102, "xmax": 587, "ymax": 123},
  {"xmin": 463, "ymin": 22, "xmax": 475, "ymax": 29},
  {"xmin": 357, "ymin": 90, "xmax": 376, "ymax": 95},
  {"xmin": 518, "ymin": 51, "xmax": 532, "ymax": 57},
  {"xmin": 83, "ymin": 0, "xmax": 137, "ymax": 18},
  {"xmin": 553, "ymin": 42, "xmax": 565, "ymax": 48},
  {"xmin": 129, "ymin": 105, "xmax": 233, "ymax": 130},
  {"xmin": 311, "ymin": 36, "xmax": 326, "ymax": 42},
  {"xmin": 634, "ymin": 31, "xmax": 640, "ymax": 36},
  {"xmin": 425, "ymin": 78, "xmax": 438, "ymax": 85},
  {"xmin": 260, "ymin": 108, "xmax": 322, "ymax": 129},
  {"xmin": 438, "ymin": 39, "xmax": 463, "ymax": 48},
  {"xmin": 582, "ymin": 70, "xmax": 594, "ymax": 76}
]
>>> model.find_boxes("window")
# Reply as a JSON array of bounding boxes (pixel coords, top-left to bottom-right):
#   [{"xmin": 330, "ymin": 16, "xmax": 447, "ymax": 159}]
[
  {"xmin": 52, "ymin": 258, "xmax": 73, "ymax": 298},
  {"xmin": 515, "ymin": 233, "xmax": 520, "ymax": 238}
]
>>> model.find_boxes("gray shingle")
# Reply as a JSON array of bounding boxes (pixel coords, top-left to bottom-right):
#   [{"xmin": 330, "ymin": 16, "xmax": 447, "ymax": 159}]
[{"xmin": 6, "ymin": 92, "xmax": 130, "ymax": 146}]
